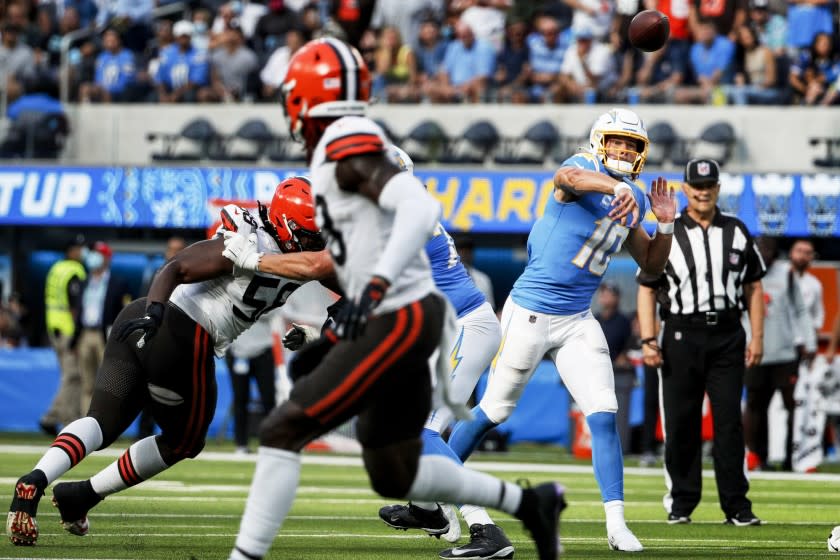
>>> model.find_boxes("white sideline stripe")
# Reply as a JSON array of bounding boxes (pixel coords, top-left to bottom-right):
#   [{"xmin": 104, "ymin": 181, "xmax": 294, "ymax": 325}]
[{"xmin": 3, "ymin": 444, "xmax": 840, "ymax": 482}]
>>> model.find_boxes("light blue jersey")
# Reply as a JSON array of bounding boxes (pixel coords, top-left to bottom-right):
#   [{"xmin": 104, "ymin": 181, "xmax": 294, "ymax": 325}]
[
  {"xmin": 511, "ymin": 152, "xmax": 648, "ymax": 315},
  {"xmin": 425, "ymin": 223, "xmax": 486, "ymax": 318}
]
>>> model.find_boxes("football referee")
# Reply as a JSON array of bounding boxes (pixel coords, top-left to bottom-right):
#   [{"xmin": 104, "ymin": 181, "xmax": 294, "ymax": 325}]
[{"xmin": 637, "ymin": 158, "xmax": 766, "ymax": 526}]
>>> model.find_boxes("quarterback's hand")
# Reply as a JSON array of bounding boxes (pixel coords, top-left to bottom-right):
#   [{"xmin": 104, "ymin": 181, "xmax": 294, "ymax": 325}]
[
  {"xmin": 609, "ymin": 185, "xmax": 639, "ymax": 226},
  {"xmin": 333, "ymin": 276, "xmax": 390, "ymax": 340},
  {"xmin": 648, "ymin": 176, "xmax": 676, "ymax": 224},
  {"xmin": 223, "ymin": 230, "xmax": 262, "ymax": 272},
  {"xmin": 282, "ymin": 323, "xmax": 321, "ymax": 351},
  {"xmin": 112, "ymin": 301, "xmax": 165, "ymax": 349}
]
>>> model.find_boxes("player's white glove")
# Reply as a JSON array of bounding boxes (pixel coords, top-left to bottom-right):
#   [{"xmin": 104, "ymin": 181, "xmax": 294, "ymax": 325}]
[
  {"xmin": 282, "ymin": 323, "xmax": 321, "ymax": 351},
  {"xmin": 223, "ymin": 230, "xmax": 263, "ymax": 271}
]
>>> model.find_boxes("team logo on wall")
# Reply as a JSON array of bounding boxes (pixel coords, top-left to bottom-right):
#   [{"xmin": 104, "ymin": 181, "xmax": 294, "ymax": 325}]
[
  {"xmin": 800, "ymin": 174, "xmax": 840, "ymax": 237},
  {"xmin": 751, "ymin": 174, "xmax": 794, "ymax": 235},
  {"xmin": 718, "ymin": 173, "xmax": 744, "ymax": 215}
]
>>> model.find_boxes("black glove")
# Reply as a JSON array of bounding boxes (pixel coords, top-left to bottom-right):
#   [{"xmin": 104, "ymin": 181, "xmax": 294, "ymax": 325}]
[
  {"xmin": 112, "ymin": 301, "xmax": 166, "ymax": 349},
  {"xmin": 332, "ymin": 276, "xmax": 389, "ymax": 340},
  {"xmin": 281, "ymin": 323, "xmax": 320, "ymax": 351}
]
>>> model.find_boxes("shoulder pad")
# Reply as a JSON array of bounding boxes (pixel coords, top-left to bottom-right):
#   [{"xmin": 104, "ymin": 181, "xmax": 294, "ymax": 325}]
[{"xmin": 322, "ymin": 116, "xmax": 387, "ymax": 162}]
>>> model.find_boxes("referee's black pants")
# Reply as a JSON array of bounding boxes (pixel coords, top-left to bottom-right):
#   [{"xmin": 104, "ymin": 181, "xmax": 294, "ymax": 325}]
[{"xmin": 660, "ymin": 321, "xmax": 752, "ymax": 518}]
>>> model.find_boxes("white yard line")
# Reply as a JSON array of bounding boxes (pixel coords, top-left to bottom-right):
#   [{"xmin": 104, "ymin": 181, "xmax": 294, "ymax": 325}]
[{"xmin": 3, "ymin": 444, "xmax": 840, "ymax": 482}]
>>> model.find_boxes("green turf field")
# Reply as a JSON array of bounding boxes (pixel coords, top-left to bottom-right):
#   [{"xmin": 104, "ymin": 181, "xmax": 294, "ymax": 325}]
[{"xmin": 1, "ymin": 434, "xmax": 838, "ymax": 559}]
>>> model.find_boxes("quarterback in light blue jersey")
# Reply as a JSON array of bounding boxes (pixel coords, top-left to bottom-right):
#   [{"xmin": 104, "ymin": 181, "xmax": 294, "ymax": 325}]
[
  {"xmin": 448, "ymin": 108, "xmax": 677, "ymax": 552},
  {"xmin": 378, "ymin": 147, "xmax": 514, "ymax": 560}
]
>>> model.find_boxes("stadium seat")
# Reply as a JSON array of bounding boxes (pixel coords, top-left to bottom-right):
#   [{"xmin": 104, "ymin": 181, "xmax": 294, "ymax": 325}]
[
  {"xmin": 439, "ymin": 120, "xmax": 500, "ymax": 164},
  {"xmin": 217, "ymin": 119, "xmax": 274, "ymax": 162},
  {"xmin": 373, "ymin": 119, "xmax": 398, "ymax": 143},
  {"xmin": 266, "ymin": 135, "xmax": 307, "ymax": 164},
  {"xmin": 810, "ymin": 137, "xmax": 840, "ymax": 168},
  {"xmin": 401, "ymin": 120, "xmax": 447, "ymax": 163},
  {"xmin": 645, "ymin": 121, "xmax": 678, "ymax": 167},
  {"xmin": 148, "ymin": 118, "xmax": 222, "ymax": 161},
  {"xmin": 0, "ymin": 110, "xmax": 69, "ymax": 160},
  {"xmin": 493, "ymin": 120, "xmax": 560, "ymax": 165},
  {"xmin": 692, "ymin": 121, "xmax": 736, "ymax": 166}
]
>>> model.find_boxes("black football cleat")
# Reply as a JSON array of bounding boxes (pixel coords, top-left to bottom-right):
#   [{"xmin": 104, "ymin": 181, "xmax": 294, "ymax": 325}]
[
  {"xmin": 51, "ymin": 480, "xmax": 102, "ymax": 537},
  {"xmin": 514, "ymin": 482, "xmax": 566, "ymax": 560},
  {"xmin": 6, "ymin": 471, "xmax": 47, "ymax": 546},
  {"xmin": 379, "ymin": 502, "xmax": 450, "ymax": 537},
  {"xmin": 439, "ymin": 523, "xmax": 515, "ymax": 559}
]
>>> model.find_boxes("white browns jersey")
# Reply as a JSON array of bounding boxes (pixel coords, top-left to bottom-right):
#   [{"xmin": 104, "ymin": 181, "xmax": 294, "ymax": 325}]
[
  {"xmin": 310, "ymin": 116, "xmax": 435, "ymax": 315},
  {"xmin": 170, "ymin": 204, "xmax": 304, "ymax": 356}
]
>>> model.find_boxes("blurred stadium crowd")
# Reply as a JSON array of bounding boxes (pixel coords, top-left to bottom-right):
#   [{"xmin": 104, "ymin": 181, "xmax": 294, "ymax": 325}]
[{"xmin": 1, "ymin": 0, "xmax": 839, "ymax": 108}]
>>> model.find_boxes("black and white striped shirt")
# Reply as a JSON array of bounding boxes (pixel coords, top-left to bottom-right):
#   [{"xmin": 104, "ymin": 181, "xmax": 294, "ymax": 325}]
[{"xmin": 637, "ymin": 208, "xmax": 766, "ymax": 315}]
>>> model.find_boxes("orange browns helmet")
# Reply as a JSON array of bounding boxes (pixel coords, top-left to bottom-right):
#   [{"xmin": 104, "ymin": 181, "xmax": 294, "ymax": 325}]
[
  {"xmin": 265, "ymin": 176, "xmax": 325, "ymax": 253},
  {"xmin": 280, "ymin": 37, "xmax": 371, "ymax": 140}
]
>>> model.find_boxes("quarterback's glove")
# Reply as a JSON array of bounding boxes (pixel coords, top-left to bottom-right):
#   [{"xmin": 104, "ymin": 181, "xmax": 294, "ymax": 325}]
[
  {"xmin": 112, "ymin": 301, "xmax": 166, "ymax": 349},
  {"xmin": 282, "ymin": 323, "xmax": 321, "ymax": 351},
  {"xmin": 333, "ymin": 276, "xmax": 389, "ymax": 340},
  {"xmin": 223, "ymin": 230, "xmax": 262, "ymax": 272}
]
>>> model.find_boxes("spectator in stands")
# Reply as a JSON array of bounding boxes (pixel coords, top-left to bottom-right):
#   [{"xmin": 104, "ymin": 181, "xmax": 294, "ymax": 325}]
[
  {"xmin": 75, "ymin": 241, "xmax": 132, "ymax": 414},
  {"xmin": 212, "ymin": 0, "xmax": 267, "ymax": 40},
  {"xmin": 260, "ymin": 27, "xmax": 305, "ymax": 100},
  {"xmin": 633, "ymin": 39, "xmax": 686, "ymax": 102},
  {"xmin": 191, "ymin": 8, "xmax": 214, "ymax": 52},
  {"xmin": 526, "ymin": 15, "xmax": 569, "ymax": 102},
  {"xmin": 4, "ymin": 1, "xmax": 38, "ymax": 47},
  {"xmin": 413, "ymin": 17, "xmax": 448, "ymax": 85},
  {"xmin": 649, "ymin": 0, "xmax": 692, "ymax": 69},
  {"xmin": 43, "ymin": 0, "xmax": 99, "ymax": 29},
  {"xmin": 253, "ymin": 0, "xmax": 300, "ymax": 60},
  {"xmin": 424, "ymin": 19, "xmax": 496, "ymax": 102},
  {"xmin": 370, "ymin": 0, "xmax": 446, "ymax": 52},
  {"xmin": 559, "ymin": 25, "xmax": 615, "ymax": 103},
  {"xmin": 455, "ymin": 0, "xmax": 510, "ymax": 53},
  {"xmin": 748, "ymin": 0, "xmax": 787, "ymax": 56},
  {"xmin": 210, "ymin": 2, "xmax": 240, "ymax": 49},
  {"xmin": 299, "ymin": 3, "xmax": 324, "ymax": 39},
  {"xmin": 32, "ymin": 6, "xmax": 60, "ymax": 69},
  {"xmin": 786, "ymin": 0, "xmax": 834, "ymax": 52},
  {"xmin": 0, "ymin": 23, "xmax": 36, "ymax": 103},
  {"xmin": 689, "ymin": 0, "xmax": 747, "ymax": 40},
  {"xmin": 209, "ymin": 24, "xmax": 259, "ymax": 102},
  {"xmin": 727, "ymin": 24, "xmax": 783, "ymax": 104},
  {"xmin": 509, "ymin": 0, "xmax": 573, "ymax": 28},
  {"xmin": 358, "ymin": 28, "xmax": 379, "ymax": 71},
  {"xmin": 374, "ymin": 26, "xmax": 419, "ymax": 102},
  {"xmin": 493, "ymin": 19, "xmax": 530, "ymax": 103},
  {"xmin": 329, "ymin": 0, "xmax": 376, "ymax": 48},
  {"xmin": 789, "ymin": 31, "xmax": 840, "ymax": 105},
  {"xmin": 95, "ymin": 0, "xmax": 154, "ymax": 54},
  {"xmin": 566, "ymin": 0, "xmax": 614, "ymax": 40},
  {"xmin": 674, "ymin": 20, "xmax": 735, "ymax": 104},
  {"xmin": 78, "ymin": 29, "xmax": 136, "ymax": 103},
  {"xmin": 607, "ymin": 10, "xmax": 646, "ymax": 103},
  {"xmin": 154, "ymin": 20, "xmax": 212, "ymax": 103}
]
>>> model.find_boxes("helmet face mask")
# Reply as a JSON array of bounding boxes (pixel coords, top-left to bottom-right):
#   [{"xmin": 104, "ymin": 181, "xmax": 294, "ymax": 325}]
[
  {"xmin": 589, "ymin": 108, "xmax": 649, "ymax": 179},
  {"xmin": 266, "ymin": 176, "xmax": 325, "ymax": 253}
]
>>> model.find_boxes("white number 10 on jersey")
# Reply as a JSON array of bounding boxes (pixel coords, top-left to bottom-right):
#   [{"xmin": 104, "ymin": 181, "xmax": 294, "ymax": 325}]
[{"xmin": 571, "ymin": 218, "xmax": 630, "ymax": 276}]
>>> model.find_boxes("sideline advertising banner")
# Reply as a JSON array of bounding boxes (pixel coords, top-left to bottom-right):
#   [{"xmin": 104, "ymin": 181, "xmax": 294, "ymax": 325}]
[{"xmin": 0, "ymin": 166, "xmax": 837, "ymax": 236}]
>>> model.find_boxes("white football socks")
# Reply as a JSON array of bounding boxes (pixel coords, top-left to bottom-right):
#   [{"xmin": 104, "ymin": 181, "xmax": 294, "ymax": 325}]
[
  {"xmin": 90, "ymin": 436, "xmax": 168, "ymax": 496},
  {"xmin": 34, "ymin": 417, "xmax": 103, "ymax": 483},
  {"xmin": 605, "ymin": 500, "xmax": 628, "ymax": 533},
  {"xmin": 460, "ymin": 505, "xmax": 494, "ymax": 527},
  {"xmin": 406, "ymin": 455, "xmax": 521, "ymax": 515},
  {"xmin": 231, "ymin": 447, "xmax": 301, "ymax": 559}
]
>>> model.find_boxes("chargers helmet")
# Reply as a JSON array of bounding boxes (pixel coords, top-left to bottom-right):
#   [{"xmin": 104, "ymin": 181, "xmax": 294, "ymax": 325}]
[{"xmin": 589, "ymin": 108, "xmax": 649, "ymax": 179}]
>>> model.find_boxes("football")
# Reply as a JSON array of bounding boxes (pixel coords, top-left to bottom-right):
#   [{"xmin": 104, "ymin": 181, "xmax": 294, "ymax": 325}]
[
  {"xmin": 829, "ymin": 525, "xmax": 840, "ymax": 552},
  {"xmin": 628, "ymin": 10, "xmax": 670, "ymax": 52}
]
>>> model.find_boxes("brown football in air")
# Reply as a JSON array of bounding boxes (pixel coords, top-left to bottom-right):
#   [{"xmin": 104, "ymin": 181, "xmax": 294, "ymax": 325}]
[{"xmin": 628, "ymin": 10, "xmax": 670, "ymax": 52}]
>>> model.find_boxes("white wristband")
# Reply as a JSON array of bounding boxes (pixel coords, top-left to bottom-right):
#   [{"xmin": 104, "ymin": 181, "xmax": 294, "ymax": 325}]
[
  {"xmin": 613, "ymin": 183, "xmax": 632, "ymax": 197},
  {"xmin": 657, "ymin": 221, "xmax": 674, "ymax": 235}
]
